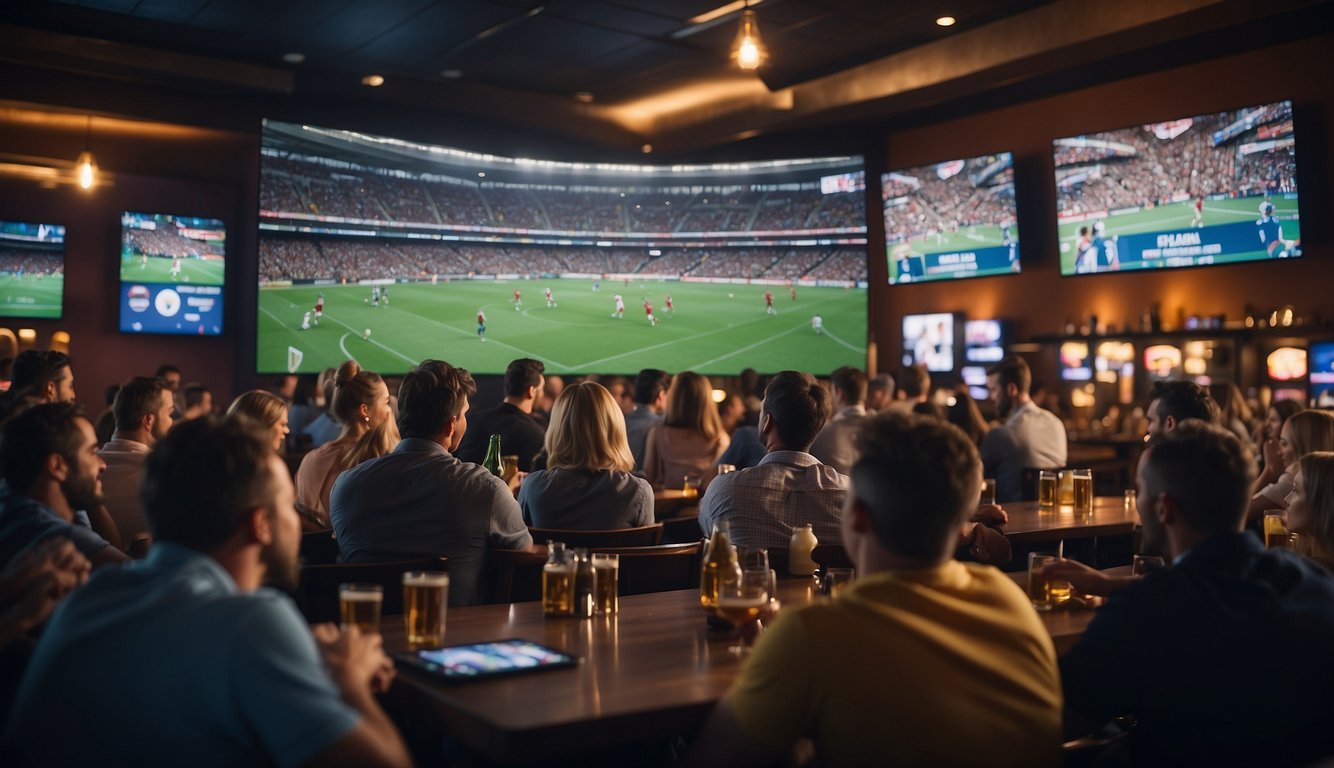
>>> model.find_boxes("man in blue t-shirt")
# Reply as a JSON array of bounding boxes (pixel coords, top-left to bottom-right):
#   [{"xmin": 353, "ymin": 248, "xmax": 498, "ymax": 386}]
[{"xmin": 4, "ymin": 418, "xmax": 411, "ymax": 768}]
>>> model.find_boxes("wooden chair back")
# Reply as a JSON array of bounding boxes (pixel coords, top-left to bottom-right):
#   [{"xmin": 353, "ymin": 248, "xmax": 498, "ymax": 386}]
[
  {"xmin": 483, "ymin": 548, "xmax": 547, "ymax": 604},
  {"xmin": 296, "ymin": 556, "xmax": 448, "ymax": 623},
  {"xmin": 659, "ymin": 513, "xmax": 704, "ymax": 544},
  {"xmin": 528, "ymin": 523, "xmax": 664, "ymax": 548},
  {"xmin": 300, "ymin": 529, "xmax": 341, "ymax": 566}
]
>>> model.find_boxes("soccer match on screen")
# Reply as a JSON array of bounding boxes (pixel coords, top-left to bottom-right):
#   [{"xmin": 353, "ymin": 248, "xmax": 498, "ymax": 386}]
[
  {"xmin": 0, "ymin": 219, "xmax": 64, "ymax": 320},
  {"xmin": 120, "ymin": 212, "xmax": 227, "ymax": 286},
  {"xmin": 1054, "ymin": 99, "xmax": 1301, "ymax": 275},
  {"xmin": 257, "ymin": 120, "xmax": 868, "ymax": 376}
]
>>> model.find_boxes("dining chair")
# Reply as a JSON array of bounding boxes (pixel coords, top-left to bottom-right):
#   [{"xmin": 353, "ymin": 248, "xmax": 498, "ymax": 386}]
[
  {"xmin": 589, "ymin": 541, "xmax": 704, "ymax": 595},
  {"xmin": 296, "ymin": 556, "xmax": 448, "ymax": 623},
  {"xmin": 528, "ymin": 522, "xmax": 664, "ymax": 548},
  {"xmin": 300, "ymin": 529, "xmax": 341, "ymax": 566}
]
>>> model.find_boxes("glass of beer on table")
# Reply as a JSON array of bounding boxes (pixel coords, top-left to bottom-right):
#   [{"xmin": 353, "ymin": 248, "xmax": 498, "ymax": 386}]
[
  {"xmin": 591, "ymin": 553, "xmax": 619, "ymax": 615},
  {"xmin": 682, "ymin": 474, "xmax": 702, "ymax": 499},
  {"xmin": 1071, "ymin": 468, "xmax": 1093, "ymax": 514},
  {"xmin": 543, "ymin": 542, "xmax": 575, "ymax": 616},
  {"xmin": 339, "ymin": 583, "xmax": 382, "ymax": 632},
  {"xmin": 1038, "ymin": 470, "xmax": 1058, "ymax": 511},
  {"xmin": 1027, "ymin": 553, "xmax": 1071, "ymax": 611},
  {"xmin": 402, "ymin": 571, "xmax": 448, "ymax": 647},
  {"xmin": 716, "ymin": 569, "xmax": 770, "ymax": 656}
]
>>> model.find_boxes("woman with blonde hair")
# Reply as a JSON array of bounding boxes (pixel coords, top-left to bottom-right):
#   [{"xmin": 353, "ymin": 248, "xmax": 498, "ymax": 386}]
[
  {"xmin": 643, "ymin": 371, "xmax": 730, "ymax": 489},
  {"xmin": 225, "ymin": 390, "xmax": 290, "ymax": 453},
  {"xmin": 518, "ymin": 381, "xmax": 653, "ymax": 529},
  {"xmin": 1286, "ymin": 451, "xmax": 1334, "ymax": 569},
  {"xmin": 1249, "ymin": 409, "xmax": 1334, "ymax": 520},
  {"xmin": 294, "ymin": 360, "xmax": 399, "ymax": 530}
]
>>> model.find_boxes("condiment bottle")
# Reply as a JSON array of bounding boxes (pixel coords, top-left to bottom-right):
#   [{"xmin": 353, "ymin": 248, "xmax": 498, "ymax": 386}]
[{"xmin": 788, "ymin": 523, "xmax": 818, "ymax": 578}]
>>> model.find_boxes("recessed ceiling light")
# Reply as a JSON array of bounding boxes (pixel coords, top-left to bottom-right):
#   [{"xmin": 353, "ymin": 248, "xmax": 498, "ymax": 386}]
[
  {"xmin": 440, "ymin": 69, "xmax": 463, "ymax": 79},
  {"xmin": 641, "ymin": 144, "xmax": 653, "ymax": 154},
  {"xmin": 478, "ymin": 172, "xmax": 486, "ymax": 178},
  {"xmin": 574, "ymin": 91, "xmax": 594, "ymax": 103},
  {"xmin": 282, "ymin": 52, "xmax": 306, "ymax": 64},
  {"xmin": 361, "ymin": 74, "xmax": 385, "ymax": 87},
  {"xmin": 936, "ymin": 16, "xmax": 956, "ymax": 27}
]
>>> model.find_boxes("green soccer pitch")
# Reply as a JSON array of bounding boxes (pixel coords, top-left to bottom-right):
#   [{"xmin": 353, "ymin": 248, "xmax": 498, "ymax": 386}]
[
  {"xmin": 1056, "ymin": 194, "xmax": 1301, "ymax": 274},
  {"xmin": 0, "ymin": 273, "xmax": 64, "ymax": 318},
  {"xmin": 120, "ymin": 254, "xmax": 226, "ymax": 286},
  {"xmin": 887, "ymin": 222, "xmax": 1013, "ymax": 281},
  {"xmin": 258, "ymin": 278, "xmax": 867, "ymax": 376}
]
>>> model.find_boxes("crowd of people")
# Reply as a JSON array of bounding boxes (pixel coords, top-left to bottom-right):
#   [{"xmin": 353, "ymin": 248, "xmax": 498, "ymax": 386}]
[
  {"xmin": 3, "ymin": 345, "xmax": 1334, "ymax": 765},
  {"xmin": 882, "ymin": 161, "xmax": 1017, "ymax": 247},
  {"xmin": 0, "ymin": 251, "xmax": 62, "ymax": 276},
  {"xmin": 123, "ymin": 227, "xmax": 215, "ymax": 260}
]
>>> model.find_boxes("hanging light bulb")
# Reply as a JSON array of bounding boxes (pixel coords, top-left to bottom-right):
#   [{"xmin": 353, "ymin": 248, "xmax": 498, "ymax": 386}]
[
  {"xmin": 75, "ymin": 116, "xmax": 97, "ymax": 190},
  {"xmin": 731, "ymin": 6, "xmax": 767, "ymax": 71}
]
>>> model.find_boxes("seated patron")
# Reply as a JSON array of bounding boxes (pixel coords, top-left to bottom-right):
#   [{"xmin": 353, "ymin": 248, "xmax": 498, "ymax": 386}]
[
  {"xmin": 226, "ymin": 390, "xmax": 291, "ymax": 453},
  {"xmin": 698, "ymin": 371, "xmax": 846, "ymax": 549},
  {"xmin": 981, "ymin": 356, "xmax": 1066, "ymax": 502},
  {"xmin": 884, "ymin": 364, "xmax": 928, "ymax": 415},
  {"xmin": 644, "ymin": 371, "xmax": 730, "ymax": 489},
  {"xmin": 99, "ymin": 376, "xmax": 175, "ymax": 544},
  {"xmin": 1249, "ymin": 409, "xmax": 1334, "ymax": 520},
  {"xmin": 0, "ymin": 350, "xmax": 76, "ymax": 424},
  {"xmin": 178, "ymin": 382, "xmax": 214, "ymax": 422},
  {"xmin": 455, "ymin": 358, "xmax": 547, "ymax": 472},
  {"xmin": 1288, "ymin": 451, "xmax": 1334, "ymax": 569},
  {"xmin": 1145, "ymin": 379, "xmax": 1218, "ymax": 437},
  {"xmin": 808, "ymin": 365, "xmax": 868, "ymax": 475},
  {"xmin": 519, "ymin": 382, "xmax": 653, "ymax": 529},
  {"xmin": 330, "ymin": 360, "xmax": 532, "ymax": 606},
  {"xmin": 685, "ymin": 412, "xmax": 1062, "ymax": 767},
  {"xmin": 624, "ymin": 368, "xmax": 669, "ymax": 471},
  {"xmin": 1061, "ymin": 421, "xmax": 1334, "ymax": 766},
  {"xmin": 4, "ymin": 418, "xmax": 411, "ymax": 767}
]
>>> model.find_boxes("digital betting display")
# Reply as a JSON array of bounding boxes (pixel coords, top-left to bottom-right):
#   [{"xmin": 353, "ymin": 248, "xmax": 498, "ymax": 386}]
[{"xmin": 119, "ymin": 212, "xmax": 225, "ymax": 336}]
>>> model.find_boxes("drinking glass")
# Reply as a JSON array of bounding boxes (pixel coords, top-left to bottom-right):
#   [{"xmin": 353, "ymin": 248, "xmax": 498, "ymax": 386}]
[
  {"xmin": 717, "ymin": 570, "xmax": 770, "ymax": 656},
  {"xmin": 1027, "ymin": 553, "xmax": 1070, "ymax": 612},
  {"xmin": 823, "ymin": 567, "xmax": 856, "ymax": 597},
  {"xmin": 402, "ymin": 571, "xmax": 448, "ymax": 647},
  {"xmin": 1038, "ymin": 470, "xmax": 1058, "ymax": 511},
  {"xmin": 1131, "ymin": 555, "xmax": 1165, "ymax": 576},
  {"xmin": 1263, "ymin": 512, "xmax": 1292, "ymax": 549},
  {"xmin": 1071, "ymin": 468, "xmax": 1093, "ymax": 514},
  {"xmin": 979, "ymin": 478, "xmax": 997, "ymax": 508},
  {"xmin": 591, "ymin": 553, "xmax": 619, "ymax": 615},
  {"xmin": 339, "ymin": 583, "xmax": 383, "ymax": 632},
  {"xmin": 737, "ymin": 546, "xmax": 769, "ymax": 575},
  {"xmin": 1058, "ymin": 470, "xmax": 1075, "ymax": 506},
  {"xmin": 682, "ymin": 474, "xmax": 702, "ymax": 499}
]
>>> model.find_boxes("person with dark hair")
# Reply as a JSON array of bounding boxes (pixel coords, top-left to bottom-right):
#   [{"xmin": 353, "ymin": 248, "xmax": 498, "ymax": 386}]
[
  {"xmin": 1061, "ymin": 422, "xmax": 1334, "ymax": 766},
  {"xmin": 153, "ymin": 363, "xmax": 181, "ymax": 391},
  {"xmin": 0, "ymin": 403, "xmax": 125, "ymax": 570},
  {"xmin": 697, "ymin": 371, "xmax": 845, "ymax": 549},
  {"xmin": 865, "ymin": 372, "xmax": 895, "ymax": 412},
  {"xmin": 645, "ymin": 372, "xmax": 730, "ymax": 489},
  {"xmin": 1146, "ymin": 379, "xmax": 1218, "ymax": 437},
  {"xmin": 300, "ymin": 368, "xmax": 342, "ymax": 447},
  {"xmin": 93, "ymin": 383, "xmax": 120, "ymax": 447},
  {"xmin": 625, "ymin": 368, "xmax": 671, "ymax": 470},
  {"xmin": 0, "ymin": 350, "xmax": 75, "ymax": 423},
  {"xmin": 684, "ymin": 412, "xmax": 1061, "ymax": 767},
  {"xmin": 99, "ymin": 376, "xmax": 175, "ymax": 544},
  {"xmin": 455, "ymin": 358, "xmax": 547, "ymax": 472},
  {"xmin": 178, "ymin": 382, "xmax": 214, "ymax": 422},
  {"xmin": 981, "ymin": 356, "xmax": 1066, "ymax": 502},
  {"xmin": 330, "ymin": 360, "xmax": 531, "ymax": 606},
  {"xmin": 946, "ymin": 386, "xmax": 991, "ymax": 446},
  {"xmin": 5, "ymin": 417, "xmax": 412, "ymax": 767},
  {"xmin": 885, "ymin": 364, "xmax": 929, "ymax": 415},
  {"xmin": 809, "ymin": 366, "xmax": 868, "ymax": 474}
]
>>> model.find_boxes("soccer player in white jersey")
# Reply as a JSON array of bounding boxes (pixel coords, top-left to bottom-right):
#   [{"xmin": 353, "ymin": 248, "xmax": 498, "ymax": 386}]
[
  {"xmin": 812, "ymin": 314, "xmax": 824, "ymax": 334},
  {"xmin": 170, "ymin": 257, "xmax": 181, "ymax": 280},
  {"xmin": 612, "ymin": 294, "xmax": 625, "ymax": 319},
  {"xmin": 545, "ymin": 287, "xmax": 556, "ymax": 308},
  {"xmin": 301, "ymin": 310, "xmax": 312, "ymax": 330}
]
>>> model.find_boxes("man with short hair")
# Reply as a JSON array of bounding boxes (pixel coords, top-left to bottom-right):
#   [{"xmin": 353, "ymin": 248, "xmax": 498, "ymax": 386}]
[
  {"xmin": 885, "ymin": 364, "xmax": 928, "ymax": 415},
  {"xmin": 99, "ymin": 376, "xmax": 175, "ymax": 544},
  {"xmin": 981, "ymin": 356, "xmax": 1067, "ymax": 502},
  {"xmin": 1145, "ymin": 379, "xmax": 1218, "ymax": 437},
  {"xmin": 0, "ymin": 350, "xmax": 75, "ymax": 422},
  {"xmin": 808, "ymin": 366, "xmax": 868, "ymax": 475},
  {"xmin": 455, "ymin": 358, "xmax": 547, "ymax": 472},
  {"xmin": 698, "ymin": 371, "xmax": 846, "ymax": 548},
  {"xmin": 5, "ymin": 418, "xmax": 412, "ymax": 767},
  {"xmin": 626, "ymin": 368, "xmax": 671, "ymax": 471},
  {"xmin": 330, "ymin": 360, "xmax": 532, "ymax": 606},
  {"xmin": 685, "ymin": 413, "xmax": 1062, "ymax": 767},
  {"xmin": 0, "ymin": 403, "xmax": 126, "ymax": 570},
  {"xmin": 865, "ymin": 372, "xmax": 895, "ymax": 412},
  {"xmin": 179, "ymin": 382, "xmax": 214, "ymax": 422},
  {"xmin": 1061, "ymin": 422, "xmax": 1334, "ymax": 765}
]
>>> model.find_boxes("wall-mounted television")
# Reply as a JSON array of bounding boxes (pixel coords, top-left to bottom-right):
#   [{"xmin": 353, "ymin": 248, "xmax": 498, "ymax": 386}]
[
  {"xmin": 1310, "ymin": 342, "xmax": 1334, "ymax": 407},
  {"xmin": 119, "ymin": 212, "xmax": 225, "ymax": 336},
  {"xmin": 1054, "ymin": 100, "xmax": 1301, "ymax": 276},
  {"xmin": 1060, "ymin": 341, "xmax": 1093, "ymax": 381},
  {"xmin": 964, "ymin": 319, "xmax": 1006, "ymax": 364},
  {"xmin": 882, "ymin": 152, "xmax": 1019, "ymax": 284},
  {"xmin": 0, "ymin": 220, "xmax": 64, "ymax": 319},
  {"xmin": 257, "ymin": 120, "xmax": 868, "ymax": 375},
  {"xmin": 902, "ymin": 312, "xmax": 958, "ymax": 372}
]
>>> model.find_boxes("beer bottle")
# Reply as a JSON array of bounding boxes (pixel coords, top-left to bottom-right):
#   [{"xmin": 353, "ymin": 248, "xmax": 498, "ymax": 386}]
[
  {"xmin": 700, "ymin": 520, "xmax": 741, "ymax": 611},
  {"xmin": 482, "ymin": 434, "xmax": 505, "ymax": 478},
  {"xmin": 572, "ymin": 548, "xmax": 595, "ymax": 619}
]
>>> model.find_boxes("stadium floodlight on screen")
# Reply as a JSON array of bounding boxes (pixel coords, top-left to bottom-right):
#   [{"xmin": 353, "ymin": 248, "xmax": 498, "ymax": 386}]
[
  {"xmin": 882, "ymin": 152, "xmax": 1020, "ymax": 284},
  {"xmin": 1054, "ymin": 100, "xmax": 1301, "ymax": 276},
  {"xmin": 902, "ymin": 313, "xmax": 956, "ymax": 372},
  {"xmin": 119, "ymin": 212, "xmax": 226, "ymax": 336},
  {"xmin": 256, "ymin": 120, "xmax": 868, "ymax": 376},
  {"xmin": 0, "ymin": 220, "xmax": 64, "ymax": 319}
]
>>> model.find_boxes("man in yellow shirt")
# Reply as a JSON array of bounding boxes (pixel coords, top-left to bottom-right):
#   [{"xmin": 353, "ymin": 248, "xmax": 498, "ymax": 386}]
[{"xmin": 684, "ymin": 412, "xmax": 1062, "ymax": 767}]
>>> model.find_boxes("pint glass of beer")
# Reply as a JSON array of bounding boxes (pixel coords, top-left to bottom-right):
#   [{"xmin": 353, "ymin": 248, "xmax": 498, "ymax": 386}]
[
  {"xmin": 1027, "ymin": 553, "xmax": 1059, "ymax": 611},
  {"xmin": 1264, "ymin": 513, "xmax": 1292, "ymax": 549},
  {"xmin": 1038, "ymin": 470, "xmax": 1058, "ymax": 511},
  {"xmin": 402, "ymin": 571, "xmax": 448, "ymax": 647},
  {"xmin": 1072, "ymin": 468, "xmax": 1093, "ymax": 514},
  {"xmin": 339, "ymin": 583, "xmax": 382, "ymax": 632},
  {"xmin": 591, "ymin": 553, "xmax": 619, "ymax": 615},
  {"xmin": 980, "ymin": 478, "xmax": 997, "ymax": 508},
  {"xmin": 543, "ymin": 550, "xmax": 575, "ymax": 616}
]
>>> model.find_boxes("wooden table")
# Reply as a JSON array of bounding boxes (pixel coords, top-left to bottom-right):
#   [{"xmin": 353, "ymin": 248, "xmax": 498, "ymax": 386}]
[
  {"xmin": 1000, "ymin": 496, "xmax": 1139, "ymax": 542},
  {"xmin": 653, "ymin": 488, "xmax": 700, "ymax": 520},
  {"xmin": 384, "ymin": 575, "xmax": 1099, "ymax": 763}
]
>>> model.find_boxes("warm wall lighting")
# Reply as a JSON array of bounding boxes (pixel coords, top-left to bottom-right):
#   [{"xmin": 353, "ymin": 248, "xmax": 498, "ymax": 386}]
[
  {"xmin": 731, "ymin": 6, "xmax": 768, "ymax": 71},
  {"xmin": 361, "ymin": 74, "xmax": 385, "ymax": 87},
  {"xmin": 75, "ymin": 115, "xmax": 97, "ymax": 190},
  {"xmin": 936, "ymin": 16, "xmax": 957, "ymax": 26},
  {"xmin": 711, "ymin": 388, "xmax": 728, "ymax": 403}
]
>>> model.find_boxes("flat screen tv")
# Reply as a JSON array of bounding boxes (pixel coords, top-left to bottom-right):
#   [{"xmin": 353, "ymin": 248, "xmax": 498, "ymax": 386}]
[
  {"xmin": 119, "ymin": 212, "xmax": 226, "ymax": 336},
  {"xmin": 0, "ymin": 220, "xmax": 64, "ymax": 319},
  {"xmin": 1059, "ymin": 341, "xmax": 1092, "ymax": 381},
  {"xmin": 902, "ymin": 313, "xmax": 956, "ymax": 372},
  {"xmin": 963, "ymin": 319, "xmax": 1006, "ymax": 364},
  {"xmin": 257, "ymin": 120, "xmax": 868, "ymax": 375},
  {"xmin": 1310, "ymin": 342, "xmax": 1334, "ymax": 407},
  {"xmin": 882, "ymin": 152, "xmax": 1019, "ymax": 284},
  {"xmin": 1054, "ymin": 100, "xmax": 1301, "ymax": 276}
]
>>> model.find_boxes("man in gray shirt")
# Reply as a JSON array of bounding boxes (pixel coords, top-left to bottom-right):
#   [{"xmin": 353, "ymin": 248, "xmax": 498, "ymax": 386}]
[
  {"xmin": 981, "ymin": 356, "xmax": 1067, "ymax": 502},
  {"xmin": 625, "ymin": 368, "xmax": 670, "ymax": 471},
  {"xmin": 809, "ymin": 366, "xmax": 867, "ymax": 475},
  {"xmin": 330, "ymin": 360, "xmax": 533, "ymax": 606}
]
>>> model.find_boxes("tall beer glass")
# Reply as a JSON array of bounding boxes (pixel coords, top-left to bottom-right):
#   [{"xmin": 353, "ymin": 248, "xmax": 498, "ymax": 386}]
[
  {"xmin": 402, "ymin": 571, "xmax": 448, "ymax": 647},
  {"xmin": 339, "ymin": 583, "xmax": 382, "ymax": 632},
  {"xmin": 1038, "ymin": 470, "xmax": 1058, "ymax": 511},
  {"xmin": 592, "ymin": 553, "xmax": 619, "ymax": 615},
  {"xmin": 1072, "ymin": 468, "xmax": 1093, "ymax": 514}
]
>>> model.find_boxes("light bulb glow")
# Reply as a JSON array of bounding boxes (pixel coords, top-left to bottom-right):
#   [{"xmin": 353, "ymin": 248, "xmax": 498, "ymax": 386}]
[
  {"xmin": 737, "ymin": 39, "xmax": 760, "ymax": 69},
  {"xmin": 731, "ymin": 9, "xmax": 767, "ymax": 70},
  {"xmin": 75, "ymin": 150, "xmax": 97, "ymax": 190}
]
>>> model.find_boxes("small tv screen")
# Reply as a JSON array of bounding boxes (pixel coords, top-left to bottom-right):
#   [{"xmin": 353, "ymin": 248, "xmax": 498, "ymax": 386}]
[
  {"xmin": 882, "ymin": 152, "xmax": 1019, "ymax": 284},
  {"xmin": 0, "ymin": 220, "xmax": 64, "ymax": 319},
  {"xmin": 1310, "ymin": 342, "xmax": 1334, "ymax": 407},
  {"xmin": 964, "ymin": 319, "xmax": 1006, "ymax": 364},
  {"xmin": 119, "ymin": 212, "xmax": 225, "ymax": 336},
  {"xmin": 1144, "ymin": 344, "xmax": 1183, "ymax": 379},
  {"xmin": 257, "ymin": 120, "xmax": 868, "ymax": 375},
  {"xmin": 902, "ymin": 313, "xmax": 956, "ymax": 372},
  {"xmin": 1266, "ymin": 346, "xmax": 1307, "ymax": 382},
  {"xmin": 1060, "ymin": 341, "xmax": 1092, "ymax": 381},
  {"xmin": 1055, "ymin": 100, "xmax": 1301, "ymax": 276},
  {"xmin": 961, "ymin": 365, "xmax": 989, "ymax": 401}
]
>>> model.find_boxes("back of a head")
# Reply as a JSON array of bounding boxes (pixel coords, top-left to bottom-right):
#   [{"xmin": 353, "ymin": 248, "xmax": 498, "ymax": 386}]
[
  {"xmin": 899, "ymin": 364, "xmax": 931, "ymax": 399},
  {"xmin": 113, "ymin": 376, "xmax": 169, "ymax": 432},
  {"xmin": 762, "ymin": 371, "xmax": 831, "ymax": 450},
  {"xmin": 633, "ymin": 368, "xmax": 671, "ymax": 405},
  {"xmin": 1150, "ymin": 380, "xmax": 1219, "ymax": 425},
  {"xmin": 851, "ymin": 412, "xmax": 981, "ymax": 561},
  {"xmin": 10, "ymin": 349, "xmax": 70, "ymax": 393},
  {"xmin": 987, "ymin": 356, "xmax": 1030, "ymax": 396},
  {"xmin": 664, "ymin": 371, "xmax": 723, "ymax": 440},
  {"xmin": 1284, "ymin": 410, "xmax": 1334, "ymax": 460},
  {"xmin": 830, "ymin": 366, "xmax": 868, "ymax": 405},
  {"xmin": 1, "ymin": 402, "xmax": 84, "ymax": 493},
  {"xmin": 1271, "ymin": 399, "xmax": 1304, "ymax": 430},
  {"xmin": 330, "ymin": 360, "xmax": 384, "ymax": 426},
  {"xmin": 1141, "ymin": 420, "xmax": 1254, "ymax": 536},
  {"xmin": 504, "ymin": 358, "xmax": 545, "ymax": 399},
  {"xmin": 141, "ymin": 417, "xmax": 276, "ymax": 553},
  {"xmin": 154, "ymin": 363, "xmax": 181, "ymax": 380},
  {"xmin": 397, "ymin": 359, "xmax": 476, "ymax": 439},
  {"xmin": 226, "ymin": 390, "xmax": 287, "ymax": 429},
  {"xmin": 183, "ymin": 383, "xmax": 211, "ymax": 410},
  {"xmin": 866, "ymin": 373, "xmax": 895, "ymax": 401},
  {"xmin": 545, "ymin": 381, "xmax": 633, "ymax": 472}
]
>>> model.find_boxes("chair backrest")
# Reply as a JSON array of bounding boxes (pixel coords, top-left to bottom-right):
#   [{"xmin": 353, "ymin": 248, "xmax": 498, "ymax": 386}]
[
  {"xmin": 482, "ymin": 548, "xmax": 547, "ymax": 605},
  {"xmin": 591, "ymin": 541, "xmax": 703, "ymax": 596},
  {"xmin": 296, "ymin": 556, "xmax": 448, "ymax": 624},
  {"xmin": 300, "ymin": 529, "xmax": 341, "ymax": 566},
  {"xmin": 528, "ymin": 523, "xmax": 664, "ymax": 549}
]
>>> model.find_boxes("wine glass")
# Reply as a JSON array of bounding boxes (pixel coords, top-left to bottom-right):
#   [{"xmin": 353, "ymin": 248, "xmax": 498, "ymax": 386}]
[{"xmin": 716, "ymin": 569, "xmax": 770, "ymax": 656}]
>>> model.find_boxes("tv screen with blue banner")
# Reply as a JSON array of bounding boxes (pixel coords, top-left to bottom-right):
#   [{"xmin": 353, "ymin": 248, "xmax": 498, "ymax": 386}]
[
  {"xmin": 1054, "ymin": 100, "xmax": 1300, "ymax": 276},
  {"xmin": 882, "ymin": 152, "xmax": 1019, "ymax": 284},
  {"xmin": 119, "ymin": 211, "xmax": 226, "ymax": 336}
]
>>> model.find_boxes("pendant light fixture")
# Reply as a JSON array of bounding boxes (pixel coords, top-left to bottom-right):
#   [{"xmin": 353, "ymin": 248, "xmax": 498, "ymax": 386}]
[
  {"xmin": 75, "ymin": 115, "xmax": 97, "ymax": 190},
  {"xmin": 731, "ymin": 2, "xmax": 767, "ymax": 71}
]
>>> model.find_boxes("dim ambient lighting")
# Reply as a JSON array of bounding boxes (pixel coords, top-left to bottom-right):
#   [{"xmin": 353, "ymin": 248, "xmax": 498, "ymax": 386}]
[
  {"xmin": 936, "ymin": 16, "xmax": 956, "ymax": 27},
  {"xmin": 17, "ymin": 329, "xmax": 37, "ymax": 343},
  {"xmin": 361, "ymin": 74, "xmax": 385, "ymax": 87},
  {"xmin": 641, "ymin": 144, "xmax": 653, "ymax": 154},
  {"xmin": 574, "ymin": 91, "xmax": 594, "ymax": 103},
  {"xmin": 731, "ymin": 5, "xmax": 768, "ymax": 71},
  {"xmin": 75, "ymin": 115, "xmax": 97, "ymax": 190},
  {"xmin": 282, "ymin": 52, "xmax": 306, "ymax": 64},
  {"xmin": 711, "ymin": 388, "xmax": 727, "ymax": 403}
]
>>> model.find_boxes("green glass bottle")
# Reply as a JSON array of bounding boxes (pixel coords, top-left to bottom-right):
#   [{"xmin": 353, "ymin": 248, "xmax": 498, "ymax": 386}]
[{"xmin": 482, "ymin": 433, "xmax": 505, "ymax": 478}]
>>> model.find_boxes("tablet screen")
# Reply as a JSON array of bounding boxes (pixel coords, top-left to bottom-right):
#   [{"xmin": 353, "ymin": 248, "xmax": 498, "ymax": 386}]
[{"xmin": 396, "ymin": 639, "xmax": 579, "ymax": 682}]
